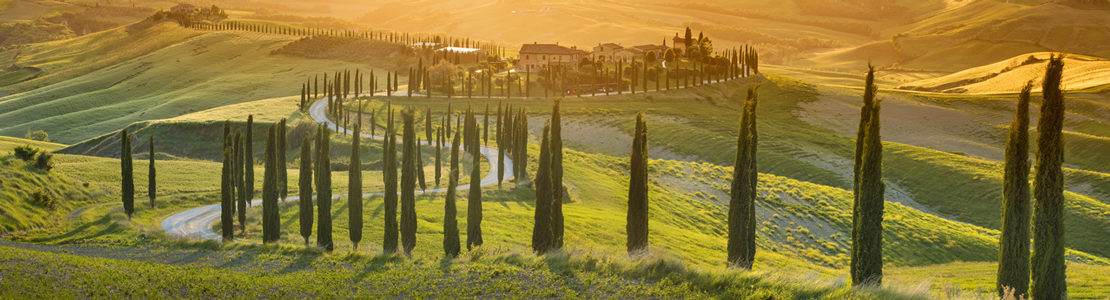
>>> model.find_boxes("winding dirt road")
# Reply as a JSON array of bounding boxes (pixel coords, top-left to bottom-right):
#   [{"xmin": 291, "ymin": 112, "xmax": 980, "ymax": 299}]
[{"xmin": 161, "ymin": 96, "xmax": 513, "ymax": 241}]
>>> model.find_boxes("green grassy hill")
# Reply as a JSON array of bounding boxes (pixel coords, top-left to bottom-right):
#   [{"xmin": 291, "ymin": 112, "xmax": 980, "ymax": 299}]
[
  {"xmin": 0, "ymin": 21, "xmax": 399, "ymax": 144},
  {"xmin": 898, "ymin": 53, "xmax": 1110, "ymax": 93},
  {"xmin": 0, "ymin": 136, "xmax": 109, "ymax": 232}
]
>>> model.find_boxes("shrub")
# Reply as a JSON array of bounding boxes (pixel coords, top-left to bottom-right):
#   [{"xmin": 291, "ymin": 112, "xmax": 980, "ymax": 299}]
[
  {"xmin": 24, "ymin": 129, "xmax": 49, "ymax": 142},
  {"xmin": 13, "ymin": 144, "xmax": 40, "ymax": 161},
  {"xmin": 31, "ymin": 189, "xmax": 56, "ymax": 210},
  {"xmin": 35, "ymin": 152, "xmax": 54, "ymax": 171}
]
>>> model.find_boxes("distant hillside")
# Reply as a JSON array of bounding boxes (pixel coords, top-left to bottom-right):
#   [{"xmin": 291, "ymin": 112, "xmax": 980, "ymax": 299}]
[{"xmin": 897, "ymin": 53, "xmax": 1110, "ymax": 93}]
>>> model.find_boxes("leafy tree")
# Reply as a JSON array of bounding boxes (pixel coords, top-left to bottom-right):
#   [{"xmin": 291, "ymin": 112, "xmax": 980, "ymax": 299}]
[
  {"xmin": 998, "ymin": 81, "xmax": 1033, "ymax": 298},
  {"xmin": 121, "ymin": 129, "xmax": 134, "ymax": 220},
  {"xmin": 349, "ymin": 124, "xmax": 363, "ymax": 250},
  {"xmin": 1031, "ymin": 54, "xmax": 1067, "ymax": 300},
  {"xmin": 851, "ymin": 65, "xmax": 884, "ymax": 286},
  {"xmin": 316, "ymin": 125, "xmax": 334, "ymax": 251},
  {"xmin": 664, "ymin": 49, "xmax": 676, "ymax": 63},
  {"xmin": 443, "ymin": 131, "xmax": 462, "ymax": 257},
  {"xmin": 401, "ymin": 109, "xmax": 418, "ymax": 255},
  {"xmin": 299, "ymin": 135, "xmax": 314, "ymax": 245},
  {"xmin": 626, "ymin": 112, "xmax": 649, "ymax": 253},
  {"xmin": 148, "ymin": 136, "xmax": 156, "ymax": 208},
  {"xmin": 645, "ymin": 51, "xmax": 657, "ymax": 64},
  {"xmin": 533, "ymin": 123, "xmax": 553, "ymax": 253}
]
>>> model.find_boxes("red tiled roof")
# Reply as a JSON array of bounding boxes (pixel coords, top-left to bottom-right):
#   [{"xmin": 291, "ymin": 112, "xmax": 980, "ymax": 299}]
[{"xmin": 520, "ymin": 44, "xmax": 578, "ymax": 55}]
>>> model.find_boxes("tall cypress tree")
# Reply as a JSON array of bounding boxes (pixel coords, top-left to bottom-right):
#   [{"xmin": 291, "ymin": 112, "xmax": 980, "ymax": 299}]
[
  {"xmin": 436, "ymin": 127, "xmax": 443, "ymax": 186},
  {"xmin": 349, "ymin": 124, "xmax": 363, "ymax": 250},
  {"xmin": 246, "ymin": 115, "xmax": 255, "ymax": 206},
  {"xmin": 533, "ymin": 123, "xmax": 553, "ymax": 253},
  {"xmin": 221, "ymin": 136, "xmax": 234, "ymax": 242},
  {"xmin": 401, "ymin": 109, "xmax": 418, "ymax": 255},
  {"xmin": 850, "ymin": 65, "xmax": 876, "ymax": 283},
  {"xmin": 238, "ymin": 132, "xmax": 247, "ymax": 233},
  {"xmin": 299, "ymin": 135, "xmax": 314, "ymax": 245},
  {"xmin": 417, "ymin": 137, "xmax": 427, "ymax": 191},
  {"xmin": 728, "ymin": 84, "xmax": 760, "ymax": 269},
  {"xmin": 1031, "ymin": 54, "xmax": 1067, "ymax": 300},
  {"xmin": 262, "ymin": 125, "xmax": 280, "ymax": 243},
  {"xmin": 443, "ymin": 131, "xmax": 462, "ymax": 257},
  {"xmin": 148, "ymin": 136, "xmax": 156, "ymax": 208},
  {"xmin": 466, "ymin": 121, "xmax": 484, "ymax": 250},
  {"xmin": 496, "ymin": 102, "xmax": 505, "ymax": 187},
  {"xmin": 851, "ymin": 70, "xmax": 885, "ymax": 286},
  {"xmin": 998, "ymin": 81, "xmax": 1033, "ymax": 298},
  {"xmin": 316, "ymin": 125, "xmax": 334, "ymax": 251},
  {"xmin": 550, "ymin": 100, "xmax": 564, "ymax": 249},
  {"xmin": 425, "ymin": 108, "xmax": 433, "ymax": 142},
  {"xmin": 626, "ymin": 112, "xmax": 649, "ymax": 253},
  {"xmin": 383, "ymin": 109, "xmax": 399, "ymax": 254},
  {"xmin": 279, "ymin": 119, "xmax": 288, "ymax": 201},
  {"xmin": 483, "ymin": 104, "xmax": 489, "ymax": 146},
  {"xmin": 121, "ymin": 129, "xmax": 134, "ymax": 219}
]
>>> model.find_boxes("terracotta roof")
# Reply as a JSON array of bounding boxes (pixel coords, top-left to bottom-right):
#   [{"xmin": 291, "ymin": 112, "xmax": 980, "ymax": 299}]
[
  {"xmin": 630, "ymin": 44, "xmax": 668, "ymax": 52},
  {"xmin": 520, "ymin": 43, "xmax": 578, "ymax": 55},
  {"xmin": 597, "ymin": 43, "xmax": 623, "ymax": 49}
]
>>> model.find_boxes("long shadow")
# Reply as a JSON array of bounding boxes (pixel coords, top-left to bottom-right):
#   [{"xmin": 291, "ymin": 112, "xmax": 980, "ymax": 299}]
[{"xmin": 30, "ymin": 213, "xmax": 116, "ymax": 243}]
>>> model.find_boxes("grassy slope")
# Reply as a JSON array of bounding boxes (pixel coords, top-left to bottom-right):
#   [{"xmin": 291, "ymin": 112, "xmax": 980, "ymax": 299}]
[
  {"xmin": 0, "ymin": 137, "xmax": 110, "ymax": 232},
  {"xmin": 0, "ymin": 22, "xmax": 394, "ymax": 144},
  {"xmin": 899, "ymin": 53, "xmax": 1110, "ymax": 93}
]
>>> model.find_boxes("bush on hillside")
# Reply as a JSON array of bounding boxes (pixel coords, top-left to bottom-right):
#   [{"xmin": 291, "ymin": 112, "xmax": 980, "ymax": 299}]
[
  {"xmin": 14, "ymin": 145, "xmax": 40, "ymax": 161},
  {"xmin": 24, "ymin": 129, "xmax": 49, "ymax": 142},
  {"xmin": 35, "ymin": 152, "xmax": 54, "ymax": 171},
  {"xmin": 0, "ymin": 19, "xmax": 76, "ymax": 48},
  {"xmin": 31, "ymin": 188, "xmax": 57, "ymax": 210}
]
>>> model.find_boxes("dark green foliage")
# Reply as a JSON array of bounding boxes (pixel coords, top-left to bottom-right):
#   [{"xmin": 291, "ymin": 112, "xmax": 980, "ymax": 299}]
[
  {"xmin": 626, "ymin": 112, "xmax": 649, "ymax": 253},
  {"xmin": 246, "ymin": 115, "xmax": 255, "ymax": 206},
  {"xmin": 349, "ymin": 124, "xmax": 363, "ymax": 250},
  {"xmin": 149, "ymin": 136, "xmax": 156, "ymax": 208},
  {"xmin": 443, "ymin": 131, "xmax": 462, "ymax": 258},
  {"xmin": 221, "ymin": 133, "xmax": 234, "ymax": 242},
  {"xmin": 13, "ymin": 144, "xmax": 39, "ymax": 161},
  {"xmin": 299, "ymin": 135, "xmax": 314, "ymax": 245},
  {"xmin": 1031, "ymin": 54, "xmax": 1067, "ymax": 300},
  {"xmin": 34, "ymin": 151, "xmax": 53, "ymax": 171},
  {"xmin": 532, "ymin": 124, "xmax": 553, "ymax": 253},
  {"xmin": 851, "ymin": 65, "xmax": 884, "ymax": 286},
  {"xmin": 998, "ymin": 81, "xmax": 1033, "ymax": 298},
  {"xmin": 30, "ymin": 188, "xmax": 56, "ymax": 210},
  {"xmin": 435, "ymin": 127, "xmax": 442, "ymax": 186},
  {"xmin": 466, "ymin": 123, "xmax": 484, "ymax": 250},
  {"xmin": 238, "ymin": 133, "xmax": 247, "ymax": 233},
  {"xmin": 729, "ymin": 84, "xmax": 760, "ymax": 268},
  {"xmin": 231, "ymin": 132, "xmax": 239, "ymax": 216},
  {"xmin": 120, "ymin": 129, "xmax": 134, "ymax": 220},
  {"xmin": 401, "ymin": 109, "xmax": 418, "ymax": 255},
  {"xmin": 279, "ymin": 119, "xmax": 288, "ymax": 201},
  {"xmin": 425, "ymin": 108, "xmax": 433, "ymax": 143},
  {"xmin": 550, "ymin": 100, "xmax": 564, "ymax": 249},
  {"xmin": 316, "ymin": 125, "xmax": 334, "ymax": 251},
  {"xmin": 483, "ymin": 104, "xmax": 489, "ymax": 146},
  {"xmin": 383, "ymin": 109, "xmax": 399, "ymax": 254},
  {"xmin": 417, "ymin": 138, "xmax": 427, "ymax": 191},
  {"xmin": 496, "ymin": 102, "xmax": 505, "ymax": 187},
  {"xmin": 262, "ymin": 125, "xmax": 280, "ymax": 243}
]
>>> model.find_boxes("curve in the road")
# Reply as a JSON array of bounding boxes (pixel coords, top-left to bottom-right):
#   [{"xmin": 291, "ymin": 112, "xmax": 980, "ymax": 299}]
[{"xmin": 161, "ymin": 96, "xmax": 513, "ymax": 241}]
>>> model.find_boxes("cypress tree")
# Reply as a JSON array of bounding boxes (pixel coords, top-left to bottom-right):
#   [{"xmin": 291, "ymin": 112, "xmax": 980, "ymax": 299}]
[
  {"xmin": 851, "ymin": 65, "xmax": 876, "ymax": 278},
  {"xmin": 466, "ymin": 121, "xmax": 484, "ymax": 250},
  {"xmin": 483, "ymin": 104, "xmax": 489, "ymax": 146},
  {"xmin": 626, "ymin": 112, "xmax": 648, "ymax": 253},
  {"xmin": 426, "ymin": 108, "xmax": 433, "ymax": 142},
  {"xmin": 417, "ymin": 137, "xmax": 427, "ymax": 191},
  {"xmin": 998, "ymin": 81, "xmax": 1033, "ymax": 298},
  {"xmin": 221, "ymin": 135, "xmax": 234, "ymax": 242},
  {"xmin": 550, "ymin": 100, "xmax": 564, "ymax": 249},
  {"xmin": 851, "ymin": 68, "xmax": 885, "ymax": 286},
  {"xmin": 349, "ymin": 124, "xmax": 363, "ymax": 250},
  {"xmin": 728, "ymin": 84, "xmax": 760, "ymax": 269},
  {"xmin": 1031, "ymin": 54, "xmax": 1067, "ymax": 300},
  {"xmin": 230, "ymin": 131, "xmax": 239, "ymax": 216},
  {"xmin": 497, "ymin": 102, "xmax": 505, "ymax": 187},
  {"xmin": 443, "ymin": 131, "xmax": 462, "ymax": 257},
  {"xmin": 383, "ymin": 109, "xmax": 399, "ymax": 254},
  {"xmin": 148, "ymin": 135, "xmax": 156, "ymax": 208},
  {"xmin": 401, "ymin": 109, "xmax": 418, "ymax": 255},
  {"xmin": 246, "ymin": 115, "xmax": 255, "ymax": 207},
  {"xmin": 279, "ymin": 119, "xmax": 288, "ymax": 201},
  {"xmin": 316, "ymin": 125, "xmax": 334, "ymax": 251},
  {"xmin": 262, "ymin": 125, "xmax": 280, "ymax": 243},
  {"xmin": 121, "ymin": 129, "xmax": 134, "ymax": 220},
  {"xmin": 238, "ymin": 132, "xmax": 247, "ymax": 233},
  {"xmin": 299, "ymin": 135, "xmax": 314, "ymax": 245},
  {"xmin": 436, "ymin": 127, "xmax": 443, "ymax": 186},
  {"xmin": 532, "ymin": 123, "xmax": 553, "ymax": 253}
]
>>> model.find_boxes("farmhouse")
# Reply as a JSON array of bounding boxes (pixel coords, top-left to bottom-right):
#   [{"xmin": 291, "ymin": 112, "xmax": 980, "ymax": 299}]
[
  {"xmin": 516, "ymin": 43, "xmax": 585, "ymax": 71},
  {"xmin": 591, "ymin": 43, "xmax": 624, "ymax": 62},
  {"xmin": 170, "ymin": 3, "xmax": 197, "ymax": 14},
  {"xmin": 672, "ymin": 33, "xmax": 691, "ymax": 53}
]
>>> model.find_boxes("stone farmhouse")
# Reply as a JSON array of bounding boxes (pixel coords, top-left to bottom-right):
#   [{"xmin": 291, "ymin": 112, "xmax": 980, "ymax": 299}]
[{"xmin": 516, "ymin": 43, "xmax": 586, "ymax": 71}]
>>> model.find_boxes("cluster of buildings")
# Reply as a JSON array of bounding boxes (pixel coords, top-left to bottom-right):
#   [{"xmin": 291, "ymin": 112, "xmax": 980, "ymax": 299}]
[{"xmin": 514, "ymin": 32, "xmax": 693, "ymax": 72}]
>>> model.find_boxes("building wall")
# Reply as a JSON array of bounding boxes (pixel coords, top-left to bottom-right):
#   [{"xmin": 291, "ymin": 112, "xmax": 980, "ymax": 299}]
[{"xmin": 516, "ymin": 53, "xmax": 579, "ymax": 71}]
